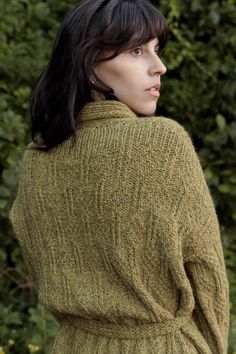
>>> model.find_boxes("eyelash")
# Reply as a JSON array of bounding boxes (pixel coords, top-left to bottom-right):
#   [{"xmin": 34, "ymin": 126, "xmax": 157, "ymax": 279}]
[{"xmin": 132, "ymin": 47, "xmax": 159, "ymax": 56}]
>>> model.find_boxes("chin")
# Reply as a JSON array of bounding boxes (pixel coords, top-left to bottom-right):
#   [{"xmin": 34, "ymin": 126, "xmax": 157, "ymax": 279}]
[
  {"xmin": 133, "ymin": 101, "xmax": 157, "ymax": 117},
  {"xmin": 118, "ymin": 97, "xmax": 157, "ymax": 117},
  {"xmin": 134, "ymin": 105, "xmax": 157, "ymax": 117}
]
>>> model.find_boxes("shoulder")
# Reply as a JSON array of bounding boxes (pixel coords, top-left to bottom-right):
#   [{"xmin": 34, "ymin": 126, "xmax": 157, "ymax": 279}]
[
  {"xmin": 131, "ymin": 116, "xmax": 193, "ymax": 151},
  {"xmin": 138, "ymin": 116, "xmax": 189, "ymax": 136},
  {"xmin": 91, "ymin": 114, "xmax": 195, "ymax": 158}
]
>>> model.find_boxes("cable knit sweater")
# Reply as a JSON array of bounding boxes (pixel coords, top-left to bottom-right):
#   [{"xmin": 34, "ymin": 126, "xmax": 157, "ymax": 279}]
[{"xmin": 9, "ymin": 100, "xmax": 230, "ymax": 354}]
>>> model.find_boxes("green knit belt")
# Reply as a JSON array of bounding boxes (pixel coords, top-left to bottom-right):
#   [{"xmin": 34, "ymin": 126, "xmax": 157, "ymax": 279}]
[{"xmin": 63, "ymin": 314, "xmax": 192, "ymax": 339}]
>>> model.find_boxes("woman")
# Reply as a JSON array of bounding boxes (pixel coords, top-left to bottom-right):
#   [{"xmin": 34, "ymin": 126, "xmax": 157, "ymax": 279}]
[{"xmin": 9, "ymin": 0, "xmax": 230, "ymax": 353}]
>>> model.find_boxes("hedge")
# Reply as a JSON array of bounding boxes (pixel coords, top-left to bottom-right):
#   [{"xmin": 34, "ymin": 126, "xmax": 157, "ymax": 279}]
[{"xmin": 0, "ymin": 0, "xmax": 235, "ymax": 353}]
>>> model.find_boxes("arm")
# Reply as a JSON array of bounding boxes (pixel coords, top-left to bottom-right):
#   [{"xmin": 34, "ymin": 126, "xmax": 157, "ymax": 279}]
[
  {"xmin": 9, "ymin": 203, "xmax": 39, "ymax": 295},
  {"xmin": 174, "ymin": 126, "xmax": 230, "ymax": 354}
]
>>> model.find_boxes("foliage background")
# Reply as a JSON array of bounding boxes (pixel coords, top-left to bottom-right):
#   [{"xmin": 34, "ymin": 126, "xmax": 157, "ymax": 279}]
[{"xmin": 0, "ymin": 0, "xmax": 235, "ymax": 353}]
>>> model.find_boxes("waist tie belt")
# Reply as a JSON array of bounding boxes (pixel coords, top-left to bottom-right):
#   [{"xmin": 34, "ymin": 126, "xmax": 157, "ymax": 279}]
[{"xmin": 63, "ymin": 314, "xmax": 192, "ymax": 339}]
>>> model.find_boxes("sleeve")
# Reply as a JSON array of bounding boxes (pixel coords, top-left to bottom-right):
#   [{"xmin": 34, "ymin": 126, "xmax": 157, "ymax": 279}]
[
  {"xmin": 9, "ymin": 202, "xmax": 39, "ymax": 295},
  {"xmin": 173, "ymin": 125, "xmax": 230, "ymax": 354}
]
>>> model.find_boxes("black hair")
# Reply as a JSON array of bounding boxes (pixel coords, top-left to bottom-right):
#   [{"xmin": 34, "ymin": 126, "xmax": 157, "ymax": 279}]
[{"xmin": 30, "ymin": 0, "xmax": 169, "ymax": 151}]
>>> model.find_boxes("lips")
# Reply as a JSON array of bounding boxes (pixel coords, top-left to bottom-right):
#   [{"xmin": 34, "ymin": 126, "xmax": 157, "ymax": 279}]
[
  {"xmin": 146, "ymin": 90, "xmax": 160, "ymax": 98},
  {"xmin": 146, "ymin": 83, "xmax": 161, "ymax": 91}
]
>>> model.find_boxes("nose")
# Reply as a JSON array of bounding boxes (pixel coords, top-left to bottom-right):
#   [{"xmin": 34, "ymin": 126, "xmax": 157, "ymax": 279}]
[{"xmin": 150, "ymin": 56, "xmax": 167, "ymax": 76}]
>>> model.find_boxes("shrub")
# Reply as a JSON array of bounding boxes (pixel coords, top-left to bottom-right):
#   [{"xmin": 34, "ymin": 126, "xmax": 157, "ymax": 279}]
[{"xmin": 0, "ymin": 0, "xmax": 235, "ymax": 352}]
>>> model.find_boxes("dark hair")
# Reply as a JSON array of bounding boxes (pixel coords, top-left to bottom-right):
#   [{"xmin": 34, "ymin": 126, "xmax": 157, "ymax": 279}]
[{"xmin": 30, "ymin": 0, "xmax": 169, "ymax": 151}]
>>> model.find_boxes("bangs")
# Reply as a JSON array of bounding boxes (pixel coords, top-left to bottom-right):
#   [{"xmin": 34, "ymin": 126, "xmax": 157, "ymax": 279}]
[{"xmin": 94, "ymin": 0, "xmax": 169, "ymax": 59}]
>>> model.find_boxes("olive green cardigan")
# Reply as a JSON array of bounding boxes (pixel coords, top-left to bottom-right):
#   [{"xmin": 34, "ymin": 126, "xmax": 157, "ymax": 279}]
[{"xmin": 9, "ymin": 100, "xmax": 230, "ymax": 354}]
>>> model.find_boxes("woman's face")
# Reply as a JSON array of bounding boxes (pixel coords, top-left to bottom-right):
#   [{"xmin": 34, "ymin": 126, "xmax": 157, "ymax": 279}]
[{"xmin": 92, "ymin": 37, "xmax": 167, "ymax": 116}]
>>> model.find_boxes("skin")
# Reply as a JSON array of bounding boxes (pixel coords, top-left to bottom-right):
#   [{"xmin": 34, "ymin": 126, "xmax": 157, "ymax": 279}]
[{"xmin": 91, "ymin": 37, "xmax": 167, "ymax": 116}]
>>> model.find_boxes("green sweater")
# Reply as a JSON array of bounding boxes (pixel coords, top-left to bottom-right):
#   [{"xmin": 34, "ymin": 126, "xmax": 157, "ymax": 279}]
[{"xmin": 9, "ymin": 100, "xmax": 230, "ymax": 354}]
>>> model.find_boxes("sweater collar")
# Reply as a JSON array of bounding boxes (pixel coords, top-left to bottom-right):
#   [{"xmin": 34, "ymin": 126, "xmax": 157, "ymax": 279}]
[
  {"xmin": 78, "ymin": 100, "xmax": 138, "ymax": 122},
  {"xmin": 27, "ymin": 100, "xmax": 138, "ymax": 150}
]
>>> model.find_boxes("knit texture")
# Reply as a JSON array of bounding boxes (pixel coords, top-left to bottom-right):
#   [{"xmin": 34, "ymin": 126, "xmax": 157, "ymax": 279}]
[{"xmin": 9, "ymin": 100, "xmax": 230, "ymax": 354}]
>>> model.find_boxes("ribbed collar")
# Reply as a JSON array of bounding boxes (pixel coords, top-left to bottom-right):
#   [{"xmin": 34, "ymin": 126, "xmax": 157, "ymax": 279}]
[
  {"xmin": 27, "ymin": 100, "xmax": 139, "ymax": 150},
  {"xmin": 78, "ymin": 100, "xmax": 138, "ymax": 122}
]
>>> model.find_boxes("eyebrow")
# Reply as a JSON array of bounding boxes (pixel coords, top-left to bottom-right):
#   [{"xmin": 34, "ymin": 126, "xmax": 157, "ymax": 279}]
[{"xmin": 143, "ymin": 41, "xmax": 159, "ymax": 48}]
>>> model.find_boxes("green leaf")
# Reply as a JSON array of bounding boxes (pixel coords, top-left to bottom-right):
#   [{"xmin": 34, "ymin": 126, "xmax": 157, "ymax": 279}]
[
  {"xmin": 210, "ymin": 10, "xmax": 221, "ymax": 25},
  {"xmin": 216, "ymin": 114, "xmax": 226, "ymax": 131},
  {"xmin": 0, "ymin": 199, "xmax": 8, "ymax": 209},
  {"xmin": 218, "ymin": 184, "xmax": 236, "ymax": 195},
  {"xmin": 2, "ymin": 169, "xmax": 17, "ymax": 187},
  {"xmin": 0, "ymin": 186, "xmax": 11, "ymax": 198},
  {"xmin": 5, "ymin": 312, "xmax": 22, "ymax": 325}
]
